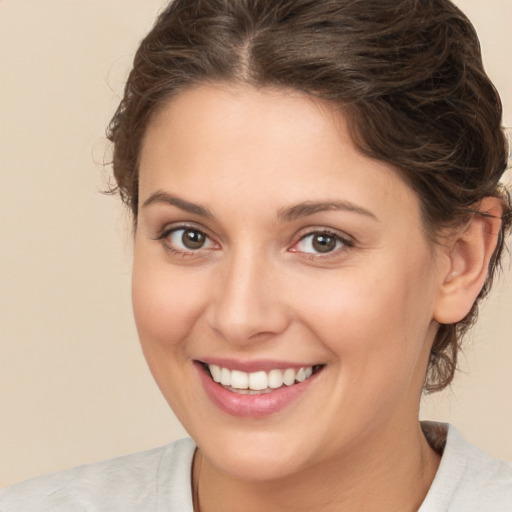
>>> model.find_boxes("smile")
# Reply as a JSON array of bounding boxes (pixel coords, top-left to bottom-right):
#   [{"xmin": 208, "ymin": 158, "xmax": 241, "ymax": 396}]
[
  {"xmin": 196, "ymin": 360, "xmax": 325, "ymax": 417},
  {"xmin": 207, "ymin": 364, "xmax": 317, "ymax": 394}
]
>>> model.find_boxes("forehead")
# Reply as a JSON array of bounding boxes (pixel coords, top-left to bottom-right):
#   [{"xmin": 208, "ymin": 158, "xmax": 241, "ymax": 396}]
[{"xmin": 138, "ymin": 84, "xmax": 422, "ymax": 228}]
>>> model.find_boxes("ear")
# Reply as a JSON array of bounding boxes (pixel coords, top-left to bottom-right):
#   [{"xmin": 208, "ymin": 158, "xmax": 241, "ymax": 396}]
[{"xmin": 434, "ymin": 197, "xmax": 504, "ymax": 325}]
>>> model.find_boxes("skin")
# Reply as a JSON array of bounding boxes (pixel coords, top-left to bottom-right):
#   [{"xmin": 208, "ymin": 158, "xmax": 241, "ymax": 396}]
[{"xmin": 132, "ymin": 84, "xmax": 500, "ymax": 511}]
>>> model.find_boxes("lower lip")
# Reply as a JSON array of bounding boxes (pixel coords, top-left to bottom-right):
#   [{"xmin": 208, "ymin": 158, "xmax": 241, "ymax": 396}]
[{"xmin": 195, "ymin": 363, "xmax": 319, "ymax": 418}]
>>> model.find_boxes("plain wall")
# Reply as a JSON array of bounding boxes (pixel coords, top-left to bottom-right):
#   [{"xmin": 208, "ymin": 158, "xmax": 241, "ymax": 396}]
[{"xmin": 1, "ymin": 0, "xmax": 511, "ymax": 488}]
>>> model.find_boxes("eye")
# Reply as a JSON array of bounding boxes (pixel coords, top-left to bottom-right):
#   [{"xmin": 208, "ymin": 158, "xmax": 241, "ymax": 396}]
[
  {"xmin": 292, "ymin": 231, "xmax": 349, "ymax": 254},
  {"xmin": 163, "ymin": 227, "xmax": 217, "ymax": 252}
]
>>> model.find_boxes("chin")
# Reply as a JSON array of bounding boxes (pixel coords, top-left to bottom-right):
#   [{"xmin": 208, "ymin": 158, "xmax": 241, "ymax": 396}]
[{"xmin": 199, "ymin": 437, "xmax": 307, "ymax": 482}]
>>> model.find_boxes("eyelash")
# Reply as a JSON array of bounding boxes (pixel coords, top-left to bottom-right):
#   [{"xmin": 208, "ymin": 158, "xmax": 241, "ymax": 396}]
[
  {"xmin": 155, "ymin": 224, "xmax": 217, "ymax": 258},
  {"xmin": 154, "ymin": 224, "xmax": 353, "ymax": 259},
  {"xmin": 292, "ymin": 229, "xmax": 354, "ymax": 259}
]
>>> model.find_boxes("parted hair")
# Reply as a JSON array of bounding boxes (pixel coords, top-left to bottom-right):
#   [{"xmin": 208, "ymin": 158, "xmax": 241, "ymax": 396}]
[{"xmin": 108, "ymin": 0, "xmax": 511, "ymax": 392}]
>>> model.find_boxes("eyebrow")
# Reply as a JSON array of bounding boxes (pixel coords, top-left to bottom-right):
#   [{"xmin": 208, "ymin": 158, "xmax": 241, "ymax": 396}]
[
  {"xmin": 142, "ymin": 191, "xmax": 378, "ymax": 222},
  {"xmin": 142, "ymin": 191, "xmax": 213, "ymax": 218},
  {"xmin": 277, "ymin": 200, "xmax": 379, "ymax": 222}
]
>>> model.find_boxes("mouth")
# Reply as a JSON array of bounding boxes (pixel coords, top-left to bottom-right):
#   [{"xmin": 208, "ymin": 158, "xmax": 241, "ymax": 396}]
[
  {"xmin": 198, "ymin": 361, "xmax": 325, "ymax": 395},
  {"xmin": 195, "ymin": 360, "xmax": 325, "ymax": 417}
]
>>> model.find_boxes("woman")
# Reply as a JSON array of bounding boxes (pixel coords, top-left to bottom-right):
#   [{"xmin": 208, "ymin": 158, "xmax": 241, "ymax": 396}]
[{"xmin": 1, "ymin": 0, "xmax": 511, "ymax": 510}]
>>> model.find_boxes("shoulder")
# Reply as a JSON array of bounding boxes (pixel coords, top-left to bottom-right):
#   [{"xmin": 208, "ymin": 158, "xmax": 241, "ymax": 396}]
[
  {"xmin": 0, "ymin": 437, "xmax": 196, "ymax": 512},
  {"xmin": 421, "ymin": 422, "xmax": 512, "ymax": 512}
]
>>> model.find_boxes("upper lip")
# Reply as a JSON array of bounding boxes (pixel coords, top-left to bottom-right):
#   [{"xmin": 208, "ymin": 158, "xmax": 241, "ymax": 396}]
[{"xmin": 196, "ymin": 357, "xmax": 323, "ymax": 373}]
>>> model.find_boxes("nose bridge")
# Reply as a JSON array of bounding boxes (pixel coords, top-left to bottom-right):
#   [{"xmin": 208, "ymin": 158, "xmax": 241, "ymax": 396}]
[{"xmin": 207, "ymin": 244, "xmax": 287, "ymax": 344}]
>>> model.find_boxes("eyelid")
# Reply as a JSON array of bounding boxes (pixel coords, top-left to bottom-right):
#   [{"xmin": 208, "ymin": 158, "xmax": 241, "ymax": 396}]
[
  {"xmin": 152, "ymin": 223, "xmax": 353, "ymax": 258},
  {"xmin": 154, "ymin": 221, "xmax": 211, "ymax": 240},
  {"xmin": 153, "ymin": 222, "xmax": 220, "ymax": 254},
  {"xmin": 289, "ymin": 228, "xmax": 354, "ymax": 255}
]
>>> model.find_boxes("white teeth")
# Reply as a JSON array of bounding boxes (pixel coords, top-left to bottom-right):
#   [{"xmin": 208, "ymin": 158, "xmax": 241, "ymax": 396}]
[
  {"xmin": 297, "ymin": 368, "xmax": 308, "ymax": 382},
  {"xmin": 230, "ymin": 370, "xmax": 249, "ymax": 390},
  {"xmin": 220, "ymin": 367, "xmax": 231, "ymax": 386},
  {"xmin": 283, "ymin": 368, "xmax": 296, "ymax": 386},
  {"xmin": 207, "ymin": 364, "xmax": 317, "ymax": 392},
  {"xmin": 249, "ymin": 371, "xmax": 268, "ymax": 390},
  {"xmin": 268, "ymin": 369, "xmax": 283, "ymax": 389},
  {"xmin": 209, "ymin": 364, "xmax": 221, "ymax": 383},
  {"xmin": 296, "ymin": 367, "xmax": 313, "ymax": 382}
]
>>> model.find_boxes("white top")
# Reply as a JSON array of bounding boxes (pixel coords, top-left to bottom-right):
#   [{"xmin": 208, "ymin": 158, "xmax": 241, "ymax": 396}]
[
  {"xmin": 419, "ymin": 423, "xmax": 512, "ymax": 511},
  {"xmin": 1, "ymin": 423, "xmax": 511, "ymax": 511}
]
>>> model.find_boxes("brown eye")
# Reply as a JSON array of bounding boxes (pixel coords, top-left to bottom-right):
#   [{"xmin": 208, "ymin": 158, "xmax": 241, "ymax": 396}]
[
  {"xmin": 312, "ymin": 233, "xmax": 337, "ymax": 253},
  {"xmin": 292, "ymin": 231, "xmax": 347, "ymax": 255},
  {"xmin": 182, "ymin": 229, "xmax": 206, "ymax": 249},
  {"xmin": 163, "ymin": 227, "xmax": 216, "ymax": 252}
]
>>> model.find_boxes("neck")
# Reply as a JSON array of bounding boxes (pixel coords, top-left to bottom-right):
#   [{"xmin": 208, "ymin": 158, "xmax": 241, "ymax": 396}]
[{"xmin": 192, "ymin": 420, "xmax": 441, "ymax": 512}]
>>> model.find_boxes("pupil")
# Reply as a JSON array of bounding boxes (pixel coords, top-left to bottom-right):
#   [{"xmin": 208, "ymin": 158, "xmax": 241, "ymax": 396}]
[
  {"xmin": 312, "ymin": 234, "xmax": 336, "ymax": 253},
  {"xmin": 182, "ymin": 230, "xmax": 205, "ymax": 249}
]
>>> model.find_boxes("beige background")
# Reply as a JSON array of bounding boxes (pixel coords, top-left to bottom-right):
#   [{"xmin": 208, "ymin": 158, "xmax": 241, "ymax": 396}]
[{"xmin": 0, "ymin": 0, "xmax": 511, "ymax": 488}]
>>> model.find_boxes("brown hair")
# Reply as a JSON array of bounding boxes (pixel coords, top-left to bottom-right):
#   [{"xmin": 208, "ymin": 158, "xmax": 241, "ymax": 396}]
[{"xmin": 107, "ymin": 0, "xmax": 511, "ymax": 392}]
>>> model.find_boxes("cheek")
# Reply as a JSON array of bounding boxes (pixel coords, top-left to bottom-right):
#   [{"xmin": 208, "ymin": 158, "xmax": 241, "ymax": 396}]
[
  {"xmin": 295, "ymin": 259, "xmax": 435, "ymax": 368},
  {"xmin": 131, "ymin": 257, "xmax": 207, "ymax": 350}
]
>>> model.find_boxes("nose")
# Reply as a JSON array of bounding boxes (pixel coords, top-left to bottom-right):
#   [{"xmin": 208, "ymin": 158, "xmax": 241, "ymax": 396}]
[{"xmin": 206, "ymin": 249, "xmax": 289, "ymax": 345}]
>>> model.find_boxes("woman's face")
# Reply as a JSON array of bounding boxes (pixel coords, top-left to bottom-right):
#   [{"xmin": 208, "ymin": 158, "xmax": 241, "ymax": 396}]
[{"xmin": 133, "ymin": 84, "xmax": 445, "ymax": 480}]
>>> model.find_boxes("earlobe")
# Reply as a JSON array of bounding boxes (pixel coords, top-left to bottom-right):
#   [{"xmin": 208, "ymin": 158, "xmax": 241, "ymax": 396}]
[{"xmin": 433, "ymin": 197, "xmax": 503, "ymax": 325}]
